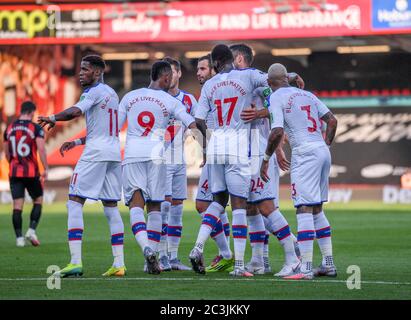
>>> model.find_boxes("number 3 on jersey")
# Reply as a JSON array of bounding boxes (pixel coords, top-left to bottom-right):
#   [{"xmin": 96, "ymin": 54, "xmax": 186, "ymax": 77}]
[
  {"xmin": 300, "ymin": 105, "xmax": 317, "ymax": 133},
  {"xmin": 215, "ymin": 97, "xmax": 238, "ymax": 126},
  {"xmin": 138, "ymin": 111, "xmax": 155, "ymax": 136}
]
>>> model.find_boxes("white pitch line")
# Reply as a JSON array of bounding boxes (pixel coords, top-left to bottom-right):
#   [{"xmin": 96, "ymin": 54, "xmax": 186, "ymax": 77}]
[{"xmin": 0, "ymin": 277, "xmax": 410, "ymax": 286}]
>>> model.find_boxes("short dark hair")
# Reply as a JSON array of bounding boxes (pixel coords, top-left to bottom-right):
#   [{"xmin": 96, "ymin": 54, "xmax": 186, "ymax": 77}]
[
  {"xmin": 163, "ymin": 56, "xmax": 181, "ymax": 72},
  {"xmin": 151, "ymin": 61, "xmax": 172, "ymax": 81},
  {"xmin": 20, "ymin": 101, "xmax": 36, "ymax": 115},
  {"xmin": 82, "ymin": 55, "xmax": 106, "ymax": 70},
  {"xmin": 211, "ymin": 44, "xmax": 233, "ymax": 69},
  {"xmin": 229, "ymin": 43, "xmax": 254, "ymax": 66},
  {"xmin": 198, "ymin": 54, "xmax": 212, "ymax": 67}
]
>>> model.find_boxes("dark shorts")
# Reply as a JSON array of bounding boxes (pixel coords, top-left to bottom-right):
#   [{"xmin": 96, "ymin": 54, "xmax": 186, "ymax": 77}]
[{"xmin": 9, "ymin": 177, "xmax": 43, "ymax": 200}]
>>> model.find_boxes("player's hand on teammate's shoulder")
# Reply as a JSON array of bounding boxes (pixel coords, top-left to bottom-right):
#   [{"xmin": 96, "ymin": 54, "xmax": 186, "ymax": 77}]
[
  {"xmin": 37, "ymin": 115, "xmax": 56, "ymax": 131},
  {"xmin": 287, "ymin": 72, "xmax": 305, "ymax": 89},
  {"xmin": 240, "ymin": 103, "xmax": 257, "ymax": 123},
  {"xmin": 59, "ymin": 141, "xmax": 76, "ymax": 157}
]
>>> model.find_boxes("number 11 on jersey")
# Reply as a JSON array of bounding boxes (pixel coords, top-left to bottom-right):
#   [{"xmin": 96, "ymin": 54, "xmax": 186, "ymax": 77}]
[{"xmin": 108, "ymin": 108, "xmax": 119, "ymax": 137}]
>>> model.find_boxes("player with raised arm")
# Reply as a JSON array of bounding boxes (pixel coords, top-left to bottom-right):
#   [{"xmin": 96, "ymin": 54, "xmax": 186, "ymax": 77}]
[
  {"xmin": 157, "ymin": 57, "xmax": 197, "ymax": 271},
  {"xmin": 260, "ymin": 63, "xmax": 338, "ymax": 280},
  {"xmin": 118, "ymin": 61, "xmax": 197, "ymax": 275},
  {"xmin": 3, "ymin": 101, "xmax": 48, "ymax": 247},
  {"xmin": 190, "ymin": 44, "xmax": 269, "ymax": 277},
  {"xmin": 195, "ymin": 54, "xmax": 234, "ymax": 273},
  {"xmin": 230, "ymin": 44, "xmax": 300, "ymax": 276},
  {"xmin": 38, "ymin": 55, "xmax": 126, "ymax": 278}
]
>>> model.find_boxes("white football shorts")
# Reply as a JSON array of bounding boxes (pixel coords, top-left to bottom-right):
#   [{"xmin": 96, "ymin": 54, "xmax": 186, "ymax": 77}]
[
  {"xmin": 165, "ymin": 163, "xmax": 187, "ymax": 200},
  {"xmin": 208, "ymin": 154, "xmax": 251, "ymax": 199},
  {"xmin": 290, "ymin": 145, "xmax": 331, "ymax": 207},
  {"xmin": 196, "ymin": 164, "xmax": 212, "ymax": 202},
  {"xmin": 122, "ymin": 161, "xmax": 166, "ymax": 205},
  {"xmin": 69, "ymin": 160, "xmax": 122, "ymax": 201},
  {"xmin": 248, "ymin": 155, "xmax": 279, "ymax": 208}
]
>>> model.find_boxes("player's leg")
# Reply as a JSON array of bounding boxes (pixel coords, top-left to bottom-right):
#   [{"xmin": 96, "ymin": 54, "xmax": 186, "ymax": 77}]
[
  {"xmin": 25, "ymin": 177, "xmax": 44, "ymax": 246},
  {"xmin": 59, "ymin": 160, "xmax": 108, "ymax": 277},
  {"xmin": 100, "ymin": 162, "xmax": 126, "ymax": 277},
  {"xmin": 145, "ymin": 161, "xmax": 169, "ymax": 274},
  {"xmin": 245, "ymin": 204, "xmax": 265, "ymax": 274},
  {"xmin": 258, "ymin": 200, "xmax": 300, "ymax": 277},
  {"xmin": 159, "ymin": 164, "xmax": 173, "ymax": 270},
  {"xmin": 123, "ymin": 162, "xmax": 160, "ymax": 274},
  {"xmin": 9, "ymin": 177, "xmax": 25, "ymax": 247},
  {"xmin": 190, "ymin": 160, "xmax": 228, "ymax": 274},
  {"xmin": 284, "ymin": 152, "xmax": 320, "ymax": 280},
  {"xmin": 159, "ymin": 198, "xmax": 171, "ymax": 271},
  {"xmin": 167, "ymin": 165, "xmax": 190, "ymax": 270},
  {"xmin": 196, "ymin": 164, "xmax": 231, "ymax": 271},
  {"xmin": 226, "ymin": 157, "xmax": 253, "ymax": 277},
  {"xmin": 271, "ymin": 156, "xmax": 300, "ymax": 257},
  {"xmin": 313, "ymin": 147, "xmax": 336, "ymax": 277}
]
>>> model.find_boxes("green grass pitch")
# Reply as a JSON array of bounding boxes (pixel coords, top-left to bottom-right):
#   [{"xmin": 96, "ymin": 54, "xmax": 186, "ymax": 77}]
[{"xmin": 0, "ymin": 201, "xmax": 410, "ymax": 300}]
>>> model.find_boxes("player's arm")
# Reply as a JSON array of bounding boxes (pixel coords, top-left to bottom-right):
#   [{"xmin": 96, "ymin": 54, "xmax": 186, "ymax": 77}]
[
  {"xmin": 260, "ymin": 96, "xmax": 284, "ymax": 182},
  {"xmin": 36, "ymin": 136, "xmax": 49, "ymax": 180},
  {"xmin": 321, "ymin": 112, "xmax": 338, "ymax": 146},
  {"xmin": 241, "ymin": 107, "xmax": 269, "ymax": 123},
  {"xmin": 193, "ymin": 88, "xmax": 211, "ymax": 161},
  {"xmin": 275, "ymin": 134, "xmax": 290, "ymax": 171},
  {"xmin": 287, "ymin": 72, "xmax": 305, "ymax": 89},
  {"xmin": 38, "ymin": 89, "xmax": 98, "ymax": 130},
  {"xmin": 38, "ymin": 106, "xmax": 82, "ymax": 131},
  {"xmin": 60, "ymin": 137, "xmax": 86, "ymax": 157},
  {"xmin": 3, "ymin": 141, "xmax": 10, "ymax": 162},
  {"xmin": 3, "ymin": 131, "xmax": 10, "ymax": 162},
  {"xmin": 315, "ymin": 94, "xmax": 337, "ymax": 146}
]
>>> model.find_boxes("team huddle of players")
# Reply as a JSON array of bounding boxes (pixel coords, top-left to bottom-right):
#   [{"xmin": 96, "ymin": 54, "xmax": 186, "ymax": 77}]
[{"xmin": 36, "ymin": 43, "xmax": 338, "ymax": 280}]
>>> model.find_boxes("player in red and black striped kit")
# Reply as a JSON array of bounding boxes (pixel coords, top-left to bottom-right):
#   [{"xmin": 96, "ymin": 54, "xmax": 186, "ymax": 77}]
[{"xmin": 3, "ymin": 101, "xmax": 48, "ymax": 247}]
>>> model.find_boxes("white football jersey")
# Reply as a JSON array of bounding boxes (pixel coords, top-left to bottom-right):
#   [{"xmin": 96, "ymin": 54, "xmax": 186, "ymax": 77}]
[
  {"xmin": 250, "ymin": 87, "xmax": 272, "ymax": 157},
  {"xmin": 196, "ymin": 68, "xmax": 267, "ymax": 158},
  {"xmin": 119, "ymin": 88, "xmax": 195, "ymax": 164},
  {"xmin": 269, "ymin": 87, "xmax": 330, "ymax": 153},
  {"xmin": 74, "ymin": 82, "xmax": 121, "ymax": 162},
  {"xmin": 165, "ymin": 90, "xmax": 198, "ymax": 163}
]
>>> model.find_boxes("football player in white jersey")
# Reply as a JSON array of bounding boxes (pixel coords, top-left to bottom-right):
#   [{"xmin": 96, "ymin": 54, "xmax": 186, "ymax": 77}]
[
  {"xmin": 230, "ymin": 44, "xmax": 301, "ymax": 277},
  {"xmin": 118, "ymin": 61, "xmax": 197, "ymax": 275},
  {"xmin": 157, "ymin": 56, "xmax": 196, "ymax": 271},
  {"xmin": 190, "ymin": 44, "xmax": 270, "ymax": 277},
  {"xmin": 195, "ymin": 54, "xmax": 234, "ymax": 273},
  {"xmin": 261, "ymin": 63, "xmax": 338, "ymax": 280},
  {"xmin": 38, "ymin": 55, "xmax": 125, "ymax": 278}
]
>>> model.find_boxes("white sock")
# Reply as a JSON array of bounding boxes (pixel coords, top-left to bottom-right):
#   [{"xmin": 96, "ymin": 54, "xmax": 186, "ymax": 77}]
[
  {"xmin": 263, "ymin": 231, "xmax": 270, "ymax": 259},
  {"xmin": 297, "ymin": 213, "xmax": 315, "ymax": 273},
  {"xmin": 194, "ymin": 201, "xmax": 224, "ymax": 252},
  {"xmin": 147, "ymin": 211, "xmax": 162, "ymax": 253},
  {"xmin": 267, "ymin": 209, "xmax": 299, "ymax": 265},
  {"xmin": 220, "ymin": 211, "xmax": 231, "ymax": 247},
  {"xmin": 247, "ymin": 215, "xmax": 265, "ymax": 265},
  {"xmin": 210, "ymin": 218, "xmax": 232, "ymax": 259},
  {"xmin": 314, "ymin": 211, "xmax": 334, "ymax": 266},
  {"xmin": 67, "ymin": 200, "xmax": 84, "ymax": 265},
  {"xmin": 130, "ymin": 207, "xmax": 149, "ymax": 252},
  {"xmin": 159, "ymin": 201, "xmax": 170, "ymax": 258},
  {"xmin": 104, "ymin": 206, "xmax": 124, "ymax": 268},
  {"xmin": 232, "ymin": 209, "xmax": 247, "ymax": 269},
  {"xmin": 167, "ymin": 204, "xmax": 183, "ymax": 260}
]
